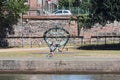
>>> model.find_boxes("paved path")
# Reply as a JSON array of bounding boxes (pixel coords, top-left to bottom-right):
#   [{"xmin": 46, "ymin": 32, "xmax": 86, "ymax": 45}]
[
  {"xmin": 0, "ymin": 53, "xmax": 120, "ymax": 61},
  {"xmin": 0, "ymin": 47, "xmax": 49, "ymax": 52}
]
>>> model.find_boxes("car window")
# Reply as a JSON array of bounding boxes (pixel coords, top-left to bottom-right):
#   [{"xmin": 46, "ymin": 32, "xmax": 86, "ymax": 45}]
[
  {"xmin": 55, "ymin": 11, "xmax": 62, "ymax": 14},
  {"xmin": 63, "ymin": 11, "xmax": 69, "ymax": 13},
  {"xmin": 52, "ymin": 10, "xmax": 58, "ymax": 13}
]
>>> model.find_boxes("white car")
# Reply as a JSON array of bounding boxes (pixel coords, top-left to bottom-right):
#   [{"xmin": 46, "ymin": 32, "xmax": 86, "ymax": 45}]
[{"xmin": 52, "ymin": 10, "xmax": 72, "ymax": 15}]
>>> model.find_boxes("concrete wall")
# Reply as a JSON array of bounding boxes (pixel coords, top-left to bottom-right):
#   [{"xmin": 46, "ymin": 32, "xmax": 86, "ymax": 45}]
[{"xmin": 0, "ymin": 60, "xmax": 120, "ymax": 74}]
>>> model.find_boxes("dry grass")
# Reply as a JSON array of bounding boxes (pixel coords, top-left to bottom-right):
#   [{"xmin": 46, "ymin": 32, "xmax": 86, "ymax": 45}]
[{"xmin": 0, "ymin": 46, "xmax": 119, "ymax": 59}]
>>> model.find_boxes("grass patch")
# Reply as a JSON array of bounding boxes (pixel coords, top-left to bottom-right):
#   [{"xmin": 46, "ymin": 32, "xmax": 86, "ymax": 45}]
[{"xmin": 0, "ymin": 46, "xmax": 119, "ymax": 59}]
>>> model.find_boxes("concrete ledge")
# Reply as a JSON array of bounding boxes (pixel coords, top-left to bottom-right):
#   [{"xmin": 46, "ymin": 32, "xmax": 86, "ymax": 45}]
[
  {"xmin": 0, "ymin": 60, "xmax": 120, "ymax": 74},
  {"xmin": 23, "ymin": 15, "xmax": 74, "ymax": 20}
]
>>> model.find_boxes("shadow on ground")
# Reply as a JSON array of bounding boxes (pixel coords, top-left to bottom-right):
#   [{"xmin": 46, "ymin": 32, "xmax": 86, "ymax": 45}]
[
  {"xmin": 0, "ymin": 46, "xmax": 15, "ymax": 49},
  {"xmin": 77, "ymin": 43, "xmax": 120, "ymax": 50}
]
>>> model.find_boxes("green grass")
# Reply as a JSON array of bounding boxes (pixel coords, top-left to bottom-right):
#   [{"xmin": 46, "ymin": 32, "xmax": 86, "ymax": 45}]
[{"xmin": 0, "ymin": 46, "xmax": 120, "ymax": 59}]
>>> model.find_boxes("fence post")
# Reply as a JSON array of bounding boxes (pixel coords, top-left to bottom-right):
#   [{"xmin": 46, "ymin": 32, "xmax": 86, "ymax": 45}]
[
  {"xmin": 119, "ymin": 37, "xmax": 120, "ymax": 43},
  {"xmin": 81, "ymin": 37, "xmax": 83, "ymax": 45},
  {"xmin": 89, "ymin": 38, "xmax": 91, "ymax": 45},
  {"xmin": 105, "ymin": 36, "xmax": 107, "ymax": 45},
  {"xmin": 13, "ymin": 39, "xmax": 15, "ymax": 47},
  {"xmin": 21, "ymin": 36, "xmax": 24, "ymax": 48},
  {"xmin": 97, "ymin": 37, "xmax": 99, "ymax": 45},
  {"xmin": 30, "ymin": 41, "xmax": 32, "ymax": 48}
]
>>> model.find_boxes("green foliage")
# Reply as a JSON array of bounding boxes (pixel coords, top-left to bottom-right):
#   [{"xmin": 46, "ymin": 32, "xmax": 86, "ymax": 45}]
[
  {"xmin": 5, "ymin": 0, "xmax": 28, "ymax": 25},
  {"xmin": 58, "ymin": 0, "xmax": 75, "ymax": 9},
  {"xmin": 58, "ymin": 0, "xmax": 90, "ymax": 15},
  {"xmin": 70, "ymin": 14, "xmax": 90, "ymax": 36},
  {"xmin": 77, "ymin": 14, "xmax": 91, "ymax": 29},
  {"xmin": 76, "ymin": 14, "xmax": 91, "ymax": 36},
  {"xmin": 73, "ymin": 0, "xmax": 80, "ymax": 7},
  {"xmin": 90, "ymin": 0, "xmax": 120, "ymax": 26},
  {"xmin": 58, "ymin": 0, "xmax": 90, "ymax": 9},
  {"xmin": 0, "ymin": 0, "xmax": 28, "ymax": 47},
  {"xmin": 79, "ymin": 0, "xmax": 90, "ymax": 12}
]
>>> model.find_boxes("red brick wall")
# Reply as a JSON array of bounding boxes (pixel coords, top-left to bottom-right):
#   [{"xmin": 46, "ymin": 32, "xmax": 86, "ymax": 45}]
[{"xmin": 29, "ymin": 0, "xmax": 37, "ymax": 10}]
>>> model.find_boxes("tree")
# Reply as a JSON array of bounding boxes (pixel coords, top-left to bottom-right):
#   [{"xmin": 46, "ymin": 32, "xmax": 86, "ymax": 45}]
[
  {"xmin": 79, "ymin": 0, "xmax": 90, "ymax": 14},
  {"xmin": 89, "ymin": 0, "xmax": 120, "ymax": 26},
  {"xmin": 58, "ymin": 0, "xmax": 75, "ymax": 9},
  {"xmin": 73, "ymin": 0, "xmax": 80, "ymax": 7},
  {"xmin": 58, "ymin": 0, "xmax": 90, "ymax": 15},
  {"xmin": 0, "ymin": 0, "xmax": 28, "ymax": 47},
  {"xmin": 76, "ymin": 14, "xmax": 90, "ymax": 36}
]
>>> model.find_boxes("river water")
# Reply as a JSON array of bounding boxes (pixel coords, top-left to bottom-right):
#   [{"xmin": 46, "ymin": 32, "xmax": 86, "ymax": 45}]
[{"xmin": 0, "ymin": 74, "xmax": 120, "ymax": 80}]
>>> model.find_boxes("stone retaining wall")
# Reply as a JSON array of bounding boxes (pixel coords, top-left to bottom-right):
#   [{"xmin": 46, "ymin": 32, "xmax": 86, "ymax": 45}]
[
  {"xmin": 11, "ymin": 19, "xmax": 77, "ymax": 37},
  {"xmin": 7, "ymin": 18, "xmax": 78, "ymax": 47},
  {"xmin": 7, "ymin": 38, "xmax": 82, "ymax": 47},
  {"xmin": 6, "ymin": 16, "xmax": 120, "ymax": 47},
  {"xmin": 0, "ymin": 60, "xmax": 120, "ymax": 74}
]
